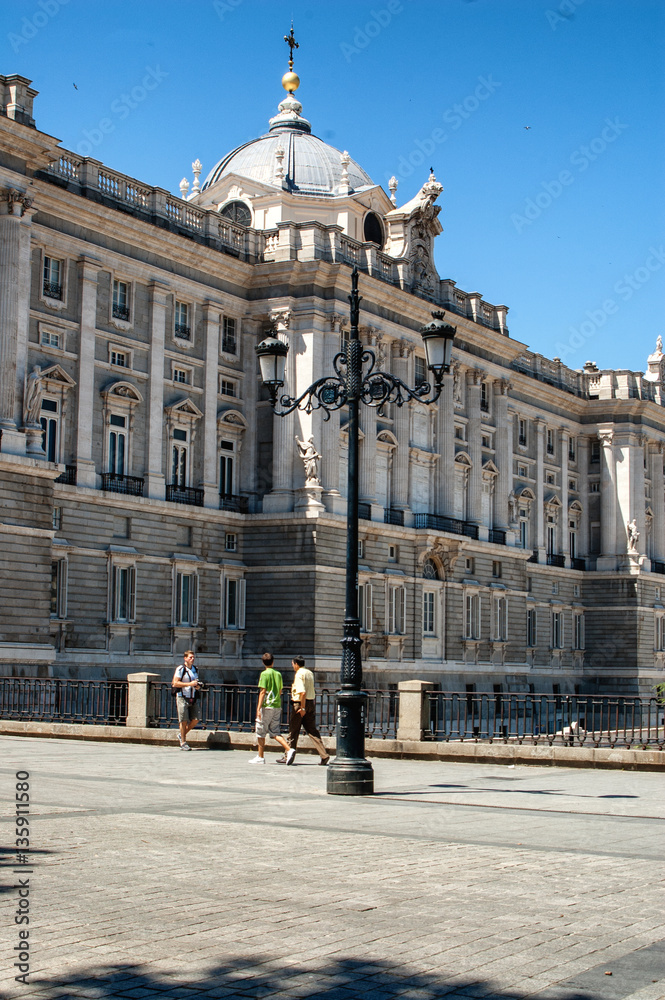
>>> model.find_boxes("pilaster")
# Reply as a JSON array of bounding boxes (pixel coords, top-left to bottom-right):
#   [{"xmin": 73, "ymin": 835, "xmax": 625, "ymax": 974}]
[
  {"xmin": 535, "ymin": 418, "xmax": 545, "ymax": 560},
  {"xmin": 201, "ymin": 301, "xmax": 221, "ymax": 508},
  {"xmin": 577, "ymin": 435, "xmax": 589, "ymax": 558},
  {"xmin": 145, "ymin": 281, "xmax": 169, "ymax": 500},
  {"xmin": 263, "ymin": 308, "xmax": 294, "ymax": 513},
  {"xmin": 560, "ymin": 428, "xmax": 569, "ymax": 564},
  {"xmin": 651, "ymin": 442, "xmax": 665, "ymax": 562},
  {"xmin": 392, "ymin": 344, "xmax": 411, "ymax": 511},
  {"xmin": 493, "ymin": 379, "xmax": 511, "ymax": 530},
  {"xmin": 0, "ymin": 189, "xmax": 34, "ymax": 455},
  {"xmin": 75, "ymin": 255, "xmax": 102, "ymax": 487},
  {"xmin": 321, "ymin": 316, "xmax": 344, "ymax": 514},
  {"xmin": 597, "ymin": 429, "xmax": 617, "ymax": 570},
  {"xmin": 466, "ymin": 369, "xmax": 483, "ymax": 525}
]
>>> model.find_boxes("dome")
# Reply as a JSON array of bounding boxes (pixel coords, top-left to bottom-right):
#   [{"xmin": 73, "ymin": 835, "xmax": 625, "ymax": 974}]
[{"xmin": 201, "ymin": 94, "xmax": 374, "ymax": 197}]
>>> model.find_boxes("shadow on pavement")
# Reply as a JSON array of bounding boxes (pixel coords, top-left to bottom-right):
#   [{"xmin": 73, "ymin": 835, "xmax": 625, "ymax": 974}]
[{"xmin": 20, "ymin": 956, "xmax": 604, "ymax": 999}]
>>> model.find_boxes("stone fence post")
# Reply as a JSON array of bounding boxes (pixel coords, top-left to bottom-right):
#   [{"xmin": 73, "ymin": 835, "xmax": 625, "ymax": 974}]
[
  {"xmin": 126, "ymin": 672, "xmax": 161, "ymax": 728},
  {"xmin": 396, "ymin": 680, "xmax": 433, "ymax": 742}
]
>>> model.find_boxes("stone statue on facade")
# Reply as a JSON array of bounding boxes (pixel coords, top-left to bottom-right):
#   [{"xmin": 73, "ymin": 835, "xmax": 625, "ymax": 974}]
[
  {"xmin": 296, "ymin": 436, "xmax": 321, "ymax": 485},
  {"xmin": 507, "ymin": 491, "xmax": 519, "ymax": 527},
  {"xmin": 23, "ymin": 365, "xmax": 44, "ymax": 426},
  {"xmin": 626, "ymin": 519, "xmax": 639, "ymax": 552}
]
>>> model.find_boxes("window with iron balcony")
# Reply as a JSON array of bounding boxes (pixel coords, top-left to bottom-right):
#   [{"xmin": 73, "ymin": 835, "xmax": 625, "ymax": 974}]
[
  {"xmin": 43, "ymin": 255, "xmax": 63, "ymax": 300},
  {"xmin": 174, "ymin": 300, "xmax": 191, "ymax": 340},
  {"xmin": 112, "ymin": 279, "xmax": 130, "ymax": 321},
  {"xmin": 222, "ymin": 316, "xmax": 237, "ymax": 355}
]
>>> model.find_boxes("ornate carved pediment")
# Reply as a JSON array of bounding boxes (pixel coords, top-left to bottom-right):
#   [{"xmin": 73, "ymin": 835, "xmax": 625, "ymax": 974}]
[
  {"xmin": 218, "ymin": 408, "xmax": 248, "ymax": 429},
  {"xmin": 165, "ymin": 397, "xmax": 203, "ymax": 420},
  {"xmin": 569, "ymin": 499, "xmax": 583, "ymax": 514},
  {"xmin": 41, "ymin": 364, "xmax": 76, "ymax": 389},
  {"xmin": 101, "ymin": 380, "xmax": 143, "ymax": 404},
  {"xmin": 514, "ymin": 484, "xmax": 536, "ymax": 501},
  {"xmin": 482, "ymin": 459, "xmax": 499, "ymax": 476},
  {"xmin": 544, "ymin": 491, "xmax": 562, "ymax": 508},
  {"xmin": 454, "ymin": 450, "xmax": 472, "ymax": 467}
]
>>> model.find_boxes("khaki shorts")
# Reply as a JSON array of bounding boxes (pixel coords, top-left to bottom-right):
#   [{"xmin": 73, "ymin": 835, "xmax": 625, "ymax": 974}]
[
  {"xmin": 256, "ymin": 705, "xmax": 281, "ymax": 739},
  {"xmin": 176, "ymin": 696, "xmax": 198, "ymax": 724}
]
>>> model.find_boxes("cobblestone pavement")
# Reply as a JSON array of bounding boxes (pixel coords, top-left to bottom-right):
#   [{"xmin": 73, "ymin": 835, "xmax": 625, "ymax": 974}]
[{"xmin": 1, "ymin": 737, "xmax": 664, "ymax": 1000}]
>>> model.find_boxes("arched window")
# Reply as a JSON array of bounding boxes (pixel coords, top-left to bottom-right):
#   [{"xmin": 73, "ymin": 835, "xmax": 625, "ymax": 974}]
[
  {"xmin": 363, "ymin": 211, "xmax": 384, "ymax": 246},
  {"xmin": 220, "ymin": 201, "xmax": 251, "ymax": 227},
  {"xmin": 422, "ymin": 558, "xmax": 439, "ymax": 580}
]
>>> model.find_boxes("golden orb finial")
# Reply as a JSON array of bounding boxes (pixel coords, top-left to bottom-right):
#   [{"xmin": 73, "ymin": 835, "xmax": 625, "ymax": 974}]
[{"xmin": 281, "ymin": 70, "xmax": 300, "ymax": 94}]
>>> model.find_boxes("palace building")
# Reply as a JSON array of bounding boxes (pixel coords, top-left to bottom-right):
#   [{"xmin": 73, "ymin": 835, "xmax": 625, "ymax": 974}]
[{"xmin": 1, "ymin": 64, "xmax": 664, "ymax": 697}]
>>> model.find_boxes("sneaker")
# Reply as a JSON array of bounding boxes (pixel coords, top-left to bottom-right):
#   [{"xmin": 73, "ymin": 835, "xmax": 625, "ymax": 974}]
[
  {"xmin": 275, "ymin": 756, "xmax": 287, "ymax": 764},
  {"xmin": 319, "ymin": 756, "xmax": 330, "ymax": 766},
  {"xmin": 285, "ymin": 748, "xmax": 296, "ymax": 766},
  {"xmin": 248, "ymin": 755, "xmax": 265, "ymax": 764},
  {"xmin": 180, "ymin": 742, "xmax": 191, "ymax": 751}
]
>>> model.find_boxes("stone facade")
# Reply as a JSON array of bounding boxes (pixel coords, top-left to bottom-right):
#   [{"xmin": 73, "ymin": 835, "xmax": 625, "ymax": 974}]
[{"xmin": 1, "ymin": 72, "xmax": 664, "ymax": 697}]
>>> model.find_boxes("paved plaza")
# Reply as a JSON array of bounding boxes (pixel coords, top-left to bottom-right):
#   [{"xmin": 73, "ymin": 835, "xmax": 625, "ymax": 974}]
[{"xmin": 1, "ymin": 736, "xmax": 664, "ymax": 1000}]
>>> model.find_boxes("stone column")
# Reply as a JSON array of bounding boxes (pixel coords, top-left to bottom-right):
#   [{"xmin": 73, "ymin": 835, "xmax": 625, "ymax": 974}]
[
  {"xmin": 466, "ymin": 369, "xmax": 483, "ymax": 525},
  {"xmin": 263, "ymin": 308, "xmax": 294, "ymax": 513},
  {"xmin": 630, "ymin": 433, "xmax": 646, "ymax": 557},
  {"xmin": 577, "ymin": 435, "xmax": 589, "ymax": 558},
  {"xmin": 597, "ymin": 429, "xmax": 617, "ymax": 569},
  {"xmin": 321, "ymin": 315, "xmax": 344, "ymax": 514},
  {"xmin": 392, "ymin": 343, "xmax": 411, "ymax": 512},
  {"xmin": 560, "ymin": 428, "xmax": 569, "ymax": 564},
  {"xmin": 435, "ymin": 370, "xmax": 455, "ymax": 517},
  {"xmin": 651, "ymin": 442, "xmax": 665, "ymax": 562},
  {"xmin": 145, "ymin": 281, "xmax": 168, "ymax": 500},
  {"xmin": 0, "ymin": 189, "xmax": 34, "ymax": 454},
  {"xmin": 126, "ymin": 672, "xmax": 161, "ymax": 728},
  {"xmin": 359, "ymin": 404, "xmax": 377, "ymax": 505},
  {"xmin": 201, "ymin": 302, "xmax": 221, "ymax": 508},
  {"xmin": 396, "ymin": 679, "xmax": 434, "ymax": 742},
  {"xmin": 75, "ymin": 256, "xmax": 102, "ymax": 487},
  {"xmin": 534, "ymin": 418, "xmax": 545, "ymax": 560},
  {"xmin": 493, "ymin": 379, "xmax": 511, "ymax": 530}
]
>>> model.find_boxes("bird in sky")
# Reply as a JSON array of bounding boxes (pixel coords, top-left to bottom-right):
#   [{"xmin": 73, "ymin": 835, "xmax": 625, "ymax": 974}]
[
  {"xmin": 524, "ymin": 125, "xmax": 531, "ymax": 130},
  {"xmin": 73, "ymin": 83, "xmax": 78, "ymax": 90}
]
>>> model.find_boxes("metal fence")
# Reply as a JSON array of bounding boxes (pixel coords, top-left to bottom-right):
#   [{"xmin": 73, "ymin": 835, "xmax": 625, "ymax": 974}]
[
  {"xmin": 426, "ymin": 692, "xmax": 664, "ymax": 748},
  {"xmin": 0, "ymin": 677, "xmax": 128, "ymax": 725},
  {"xmin": 151, "ymin": 683, "xmax": 398, "ymax": 739}
]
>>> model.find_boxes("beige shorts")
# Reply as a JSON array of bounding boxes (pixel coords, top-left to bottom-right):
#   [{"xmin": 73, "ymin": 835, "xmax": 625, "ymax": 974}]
[
  {"xmin": 256, "ymin": 705, "xmax": 281, "ymax": 739},
  {"xmin": 176, "ymin": 696, "xmax": 198, "ymax": 724}
]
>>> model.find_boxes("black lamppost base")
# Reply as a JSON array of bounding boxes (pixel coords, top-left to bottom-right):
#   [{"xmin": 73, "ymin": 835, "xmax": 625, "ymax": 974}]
[{"xmin": 327, "ymin": 757, "xmax": 374, "ymax": 796}]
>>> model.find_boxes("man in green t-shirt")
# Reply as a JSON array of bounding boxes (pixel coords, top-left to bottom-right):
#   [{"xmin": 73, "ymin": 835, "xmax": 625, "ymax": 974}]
[{"xmin": 249, "ymin": 652, "xmax": 292, "ymax": 764}]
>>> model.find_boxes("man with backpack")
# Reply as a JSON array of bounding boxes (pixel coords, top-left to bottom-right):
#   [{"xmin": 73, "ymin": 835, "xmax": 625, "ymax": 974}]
[{"xmin": 172, "ymin": 650, "xmax": 200, "ymax": 750}]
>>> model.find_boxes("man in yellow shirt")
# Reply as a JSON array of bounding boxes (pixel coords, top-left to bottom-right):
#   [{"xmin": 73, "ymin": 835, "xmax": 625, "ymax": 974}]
[{"xmin": 284, "ymin": 655, "xmax": 329, "ymax": 766}]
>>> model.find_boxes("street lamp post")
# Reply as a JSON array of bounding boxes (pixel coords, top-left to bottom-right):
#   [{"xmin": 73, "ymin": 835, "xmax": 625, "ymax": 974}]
[{"xmin": 256, "ymin": 267, "xmax": 456, "ymax": 795}]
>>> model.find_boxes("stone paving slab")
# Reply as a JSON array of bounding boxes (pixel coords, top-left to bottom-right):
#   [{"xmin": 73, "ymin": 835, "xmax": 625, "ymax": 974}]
[{"xmin": 1, "ymin": 737, "xmax": 664, "ymax": 1000}]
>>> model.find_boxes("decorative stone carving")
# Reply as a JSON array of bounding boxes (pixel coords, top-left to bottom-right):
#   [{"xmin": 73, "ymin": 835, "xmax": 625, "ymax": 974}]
[
  {"xmin": 269, "ymin": 307, "xmax": 291, "ymax": 331},
  {"xmin": 296, "ymin": 435, "xmax": 321, "ymax": 485},
  {"xmin": 383, "ymin": 170, "xmax": 443, "ymax": 297},
  {"xmin": 627, "ymin": 519, "xmax": 639, "ymax": 552},
  {"xmin": 23, "ymin": 365, "xmax": 44, "ymax": 426}
]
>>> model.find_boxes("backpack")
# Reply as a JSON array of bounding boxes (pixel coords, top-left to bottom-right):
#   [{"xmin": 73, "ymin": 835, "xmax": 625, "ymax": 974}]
[{"xmin": 171, "ymin": 664, "xmax": 198, "ymax": 701}]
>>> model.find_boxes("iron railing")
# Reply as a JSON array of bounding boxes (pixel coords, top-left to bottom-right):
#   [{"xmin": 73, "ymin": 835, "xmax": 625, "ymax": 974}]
[
  {"xmin": 488, "ymin": 528, "xmax": 506, "ymax": 545},
  {"xmin": 55, "ymin": 464, "xmax": 77, "ymax": 485},
  {"xmin": 426, "ymin": 692, "xmax": 664, "ymax": 748},
  {"xmin": 151, "ymin": 683, "xmax": 398, "ymax": 739},
  {"xmin": 101, "ymin": 473, "xmax": 144, "ymax": 496},
  {"xmin": 166, "ymin": 484, "xmax": 204, "ymax": 506},
  {"xmin": 219, "ymin": 494, "xmax": 249, "ymax": 513},
  {"xmin": 0, "ymin": 677, "xmax": 127, "ymax": 725},
  {"xmin": 42, "ymin": 281, "xmax": 62, "ymax": 300},
  {"xmin": 112, "ymin": 305, "xmax": 130, "ymax": 321},
  {"xmin": 547, "ymin": 553, "xmax": 566, "ymax": 567},
  {"xmin": 358, "ymin": 502, "xmax": 372, "ymax": 521},
  {"xmin": 413, "ymin": 513, "xmax": 479, "ymax": 539},
  {"xmin": 652, "ymin": 561, "xmax": 665, "ymax": 575},
  {"xmin": 384, "ymin": 508, "xmax": 404, "ymax": 526},
  {"xmin": 174, "ymin": 324, "xmax": 191, "ymax": 339},
  {"xmin": 571, "ymin": 557, "xmax": 586, "ymax": 571}
]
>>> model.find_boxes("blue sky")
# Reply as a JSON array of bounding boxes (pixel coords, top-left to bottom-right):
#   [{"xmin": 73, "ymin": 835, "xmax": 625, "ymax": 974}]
[{"xmin": 4, "ymin": 0, "xmax": 663, "ymax": 372}]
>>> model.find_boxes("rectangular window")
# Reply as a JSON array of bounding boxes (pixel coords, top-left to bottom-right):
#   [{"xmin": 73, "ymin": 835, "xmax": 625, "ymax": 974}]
[
  {"xmin": 480, "ymin": 382, "xmax": 489, "ymax": 412},
  {"xmin": 174, "ymin": 300, "xmax": 191, "ymax": 339},
  {"xmin": 175, "ymin": 571, "xmax": 198, "ymax": 626},
  {"xmin": 222, "ymin": 316, "xmax": 237, "ymax": 354},
  {"xmin": 568, "ymin": 437, "xmax": 576, "ymax": 460},
  {"xmin": 656, "ymin": 615, "xmax": 665, "ymax": 651},
  {"xmin": 388, "ymin": 544, "xmax": 399, "ymax": 563},
  {"xmin": 52, "ymin": 506, "xmax": 62, "ymax": 531},
  {"xmin": 110, "ymin": 350, "xmax": 127, "ymax": 368},
  {"xmin": 569, "ymin": 479, "xmax": 576, "ymax": 491},
  {"xmin": 546, "ymin": 473, "xmax": 555, "ymax": 485},
  {"xmin": 40, "ymin": 398, "xmax": 59, "ymax": 463},
  {"xmin": 589, "ymin": 482, "xmax": 600, "ymax": 493},
  {"xmin": 111, "ymin": 564, "xmax": 136, "ymax": 623},
  {"xmin": 112, "ymin": 279, "xmax": 130, "ymax": 321},
  {"xmin": 493, "ymin": 596, "xmax": 507, "ymax": 641},
  {"xmin": 172, "ymin": 441, "xmax": 188, "ymax": 487},
  {"xmin": 547, "ymin": 523, "xmax": 556, "ymax": 555},
  {"xmin": 551, "ymin": 611, "xmax": 563, "ymax": 649},
  {"xmin": 358, "ymin": 539, "xmax": 365, "ymax": 559},
  {"xmin": 482, "ymin": 435, "xmax": 490, "ymax": 448},
  {"xmin": 423, "ymin": 590, "xmax": 435, "ymax": 635},
  {"xmin": 414, "ymin": 356, "xmax": 426, "ymax": 388},
  {"xmin": 388, "ymin": 585, "xmax": 406, "ymax": 634},
  {"xmin": 359, "ymin": 583, "xmax": 373, "ymax": 633},
  {"xmin": 43, "ymin": 255, "xmax": 63, "ymax": 299},
  {"xmin": 569, "ymin": 530, "xmax": 577, "ymax": 558},
  {"xmin": 520, "ymin": 519, "xmax": 529, "ymax": 550},
  {"xmin": 527, "ymin": 607, "xmax": 537, "ymax": 647},
  {"xmin": 173, "ymin": 367, "xmax": 190, "ymax": 384},
  {"xmin": 464, "ymin": 593, "xmax": 480, "ymax": 639},
  {"xmin": 224, "ymin": 576, "xmax": 245, "ymax": 629},
  {"xmin": 547, "ymin": 429, "xmax": 555, "ymax": 455},
  {"xmin": 465, "ymin": 557, "xmax": 474, "ymax": 574},
  {"xmin": 590, "ymin": 440, "xmax": 600, "ymax": 463},
  {"xmin": 220, "ymin": 442, "xmax": 234, "ymax": 496},
  {"xmin": 225, "ymin": 533, "xmax": 237, "ymax": 552},
  {"xmin": 50, "ymin": 560, "xmax": 67, "ymax": 619},
  {"xmin": 455, "ymin": 425, "xmax": 464, "ymax": 440},
  {"xmin": 574, "ymin": 613, "xmax": 585, "ymax": 650},
  {"xmin": 492, "ymin": 560, "xmax": 502, "ymax": 578},
  {"xmin": 108, "ymin": 414, "xmax": 127, "ymax": 475},
  {"xmin": 220, "ymin": 379, "xmax": 237, "ymax": 397},
  {"xmin": 518, "ymin": 418, "xmax": 527, "ymax": 447},
  {"xmin": 41, "ymin": 329, "xmax": 61, "ymax": 348}
]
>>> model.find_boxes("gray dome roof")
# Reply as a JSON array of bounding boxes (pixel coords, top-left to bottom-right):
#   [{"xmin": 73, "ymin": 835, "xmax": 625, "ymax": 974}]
[{"xmin": 202, "ymin": 96, "xmax": 373, "ymax": 196}]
